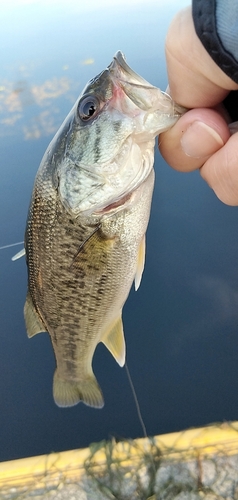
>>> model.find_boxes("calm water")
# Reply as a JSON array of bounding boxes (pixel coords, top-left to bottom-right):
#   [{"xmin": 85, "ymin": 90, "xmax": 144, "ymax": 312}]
[{"xmin": 1, "ymin": 0, "xmax": 238, "ymax": 462}]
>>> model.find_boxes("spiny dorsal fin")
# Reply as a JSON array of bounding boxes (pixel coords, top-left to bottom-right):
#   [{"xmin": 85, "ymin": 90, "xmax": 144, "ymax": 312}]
[
  {"xmin": 24, "ymin": 291, "xmax": 46, "ymax": 338},
  {"xmin": 134, "ymin": 234, "xmax": 145, "ymax": 291},
  {"xmin": 101, "ymin": 315, "xmax": 125, "ymax": 367}
]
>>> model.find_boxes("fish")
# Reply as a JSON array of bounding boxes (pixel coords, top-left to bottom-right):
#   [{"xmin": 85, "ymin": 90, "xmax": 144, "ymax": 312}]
[{"xmin": 24, "ymin": 51, "xmax": 185, "ymax": 409}]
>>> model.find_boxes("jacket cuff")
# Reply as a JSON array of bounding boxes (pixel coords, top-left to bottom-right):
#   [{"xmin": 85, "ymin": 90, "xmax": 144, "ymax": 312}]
[{"xmin": 192, "ymin": 0, "xmax": 238, "ymax": 83}]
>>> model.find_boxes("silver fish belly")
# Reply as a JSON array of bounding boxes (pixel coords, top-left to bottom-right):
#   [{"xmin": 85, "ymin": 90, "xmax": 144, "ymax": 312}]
[{"xmin": 24, "ymin": 51, "xmax": 184, "ymax": 408}]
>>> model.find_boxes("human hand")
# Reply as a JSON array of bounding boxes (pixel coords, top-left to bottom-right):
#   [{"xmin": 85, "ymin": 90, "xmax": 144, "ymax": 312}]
[{"xmin": 159, "ymin": 6, "xmax": 238, "ymax": 205}]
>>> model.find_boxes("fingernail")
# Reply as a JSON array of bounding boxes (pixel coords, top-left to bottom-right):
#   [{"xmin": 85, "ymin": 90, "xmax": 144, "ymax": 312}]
[{"xmin": 181, "ymin": 121, "xmax": 224, "ymax": 158}]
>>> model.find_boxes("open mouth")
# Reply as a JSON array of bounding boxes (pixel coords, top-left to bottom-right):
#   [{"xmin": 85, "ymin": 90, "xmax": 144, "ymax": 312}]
[{"xmin": 112, "ymin": 51, "xmax": 153, "ymax": 87}]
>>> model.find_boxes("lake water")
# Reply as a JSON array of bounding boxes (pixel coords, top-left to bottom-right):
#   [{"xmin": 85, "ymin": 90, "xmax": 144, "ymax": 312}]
[{"xmin": 1, "ymin": 0, "xmax": 238, "ymax": 462}]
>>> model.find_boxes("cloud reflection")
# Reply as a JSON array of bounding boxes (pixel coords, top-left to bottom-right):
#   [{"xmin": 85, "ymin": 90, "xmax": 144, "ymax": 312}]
[
  {"xmin": 23, "ymin": 110, "xmax": 60, "ymax": 140},
  {"xmin": 0, "ymin": 74, "xmax": 77, "ymax": 140},
  {"xmin": 31, "ymin": 77, "xmax": 70, "ymax": 106},
  {"xmin": 81, "ymin": 59, "xmax": 95, "ymax": 66}
]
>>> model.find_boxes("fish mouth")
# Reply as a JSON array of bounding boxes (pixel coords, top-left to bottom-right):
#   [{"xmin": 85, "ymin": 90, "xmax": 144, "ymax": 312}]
[
  {"xmin": 108, "ymin": 51, "xmax": 170, "ymax": 114},
  {"xmin": 109, "ymin": 51, "xmax": 186, "ymax": 116},
  {"xmin": 111, "ymin": 51, "xmax": 154, "ymax": 88}
]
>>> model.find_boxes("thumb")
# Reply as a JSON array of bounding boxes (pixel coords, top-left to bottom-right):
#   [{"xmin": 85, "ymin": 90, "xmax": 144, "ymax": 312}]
[{"xmin": 159, "ymin": 108, "xmax": 230, "ymax": 172}]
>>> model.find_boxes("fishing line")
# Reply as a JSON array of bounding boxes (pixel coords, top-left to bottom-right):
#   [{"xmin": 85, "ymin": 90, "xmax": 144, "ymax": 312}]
[
  {"xmin": 125, "ymin": 361, "xmax": 157, "ymax": 481},
  {"xmin": 0, "ymin": 241, "xmax": 24, "ymax": 250},
  {"xmin": 125, "ymin": 361, "xmax": 148, "ymax": 439}
]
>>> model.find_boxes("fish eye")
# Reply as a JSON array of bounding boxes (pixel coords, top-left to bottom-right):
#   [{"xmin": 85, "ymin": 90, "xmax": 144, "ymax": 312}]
[{"xmin": 78, "ymin": 95, "xmax": 100, "ymax": 121}]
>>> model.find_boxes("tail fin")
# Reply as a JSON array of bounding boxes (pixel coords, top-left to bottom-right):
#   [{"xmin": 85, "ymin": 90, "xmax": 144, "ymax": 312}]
[{"xmin": 53, "ymin": 370, "xmax": 104, "ymax": 409}]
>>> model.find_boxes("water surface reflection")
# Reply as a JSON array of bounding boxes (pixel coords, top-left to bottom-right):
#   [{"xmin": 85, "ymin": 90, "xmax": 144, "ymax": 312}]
[{"xmin": 1, "ymin": 0, "xmax": 238, "ymax": 462}]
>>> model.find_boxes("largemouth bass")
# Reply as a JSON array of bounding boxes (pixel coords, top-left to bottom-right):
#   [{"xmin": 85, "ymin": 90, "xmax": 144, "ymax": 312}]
[{"xmin": 24, "ymin": 51, "xmax": 184, "ymax": 408}]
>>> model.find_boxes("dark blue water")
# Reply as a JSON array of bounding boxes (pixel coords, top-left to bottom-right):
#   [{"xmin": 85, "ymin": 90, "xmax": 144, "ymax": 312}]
[{"xmin": 1, "ymin": 0, "xmax": 238, "ymax": 462}]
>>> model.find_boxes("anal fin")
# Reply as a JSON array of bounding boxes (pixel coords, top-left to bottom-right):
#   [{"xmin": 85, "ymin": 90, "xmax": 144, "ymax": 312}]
[
  {"xmin": 24, "ymin": 291, "xmax": 46, "ymax": 338},
  {"xmin": 101, "ymin": 314, "xmax": 125, "ymax": 367},
  {"xmin": 135, "ymin": 234, "xmax": 145, "ymax": 291}
]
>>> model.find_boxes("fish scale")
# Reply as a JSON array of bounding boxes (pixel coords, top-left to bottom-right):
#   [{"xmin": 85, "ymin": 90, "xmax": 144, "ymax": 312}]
[{"xmin": 24, "ymin": 51, "xmax": 185, "ymax": 408}]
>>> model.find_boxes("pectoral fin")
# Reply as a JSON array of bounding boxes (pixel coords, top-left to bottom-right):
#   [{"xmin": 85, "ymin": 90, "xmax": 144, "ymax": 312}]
[
  {"xmin": 12, "ymin": 248, "xmax": 26, "ymax": 261},
  {"xmin": 134, "ymin": 235, "xmax": 145, "ymax": 291},
  {"xmin": 24, "ymin": 291, "xmax": 46, "ymax": 338},
  {"xmin": 71, "ymin": 225, "xmax": 115, "ymax": 275},
  {"xmin": 101, "ymin": 315, "xmax": 125, "ymax": 367}
]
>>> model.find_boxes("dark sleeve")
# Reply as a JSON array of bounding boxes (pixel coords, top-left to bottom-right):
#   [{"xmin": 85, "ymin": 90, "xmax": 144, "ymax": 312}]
[{"xmin": 192, "ymin": 0, "xmax": 238, "ymax": 83}]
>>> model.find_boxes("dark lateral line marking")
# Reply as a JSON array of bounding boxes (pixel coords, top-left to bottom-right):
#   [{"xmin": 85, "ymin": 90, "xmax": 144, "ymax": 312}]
[
  {"xmin": 93, "ymin": 123, "xmax": 101, "ymax": 163},
  {"xmin": 113, "ymin": 120, "xmax": 121, "ymax": 132}
]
